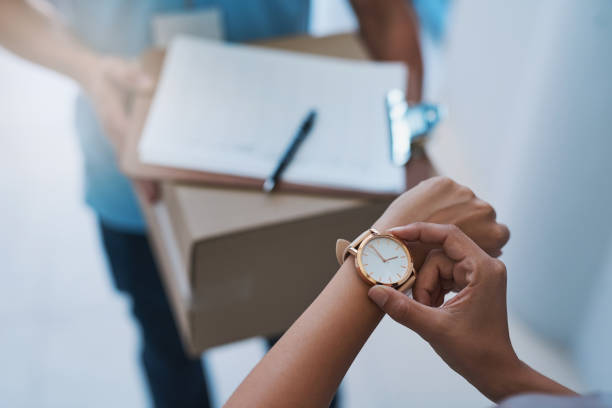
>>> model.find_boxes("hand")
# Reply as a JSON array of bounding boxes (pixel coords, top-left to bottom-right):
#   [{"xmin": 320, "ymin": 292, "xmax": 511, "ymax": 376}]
[
  {"xmin": 80, "ymin": 55, "xmax": 160, "ymax": 203},
  {"xmin": 134, "ymin": 178, "xmax": 161, "ymax": 203},
  {"xmin": 373, "ymin": 176, "xmax": 510, "ymax": 261},
  {"xmin": 80, "ymin": 55, "xmax": 153, "ymax": 148},
  {"xmin": 368, "ymin": 223, "xmax": 575, "ymax": 401}
]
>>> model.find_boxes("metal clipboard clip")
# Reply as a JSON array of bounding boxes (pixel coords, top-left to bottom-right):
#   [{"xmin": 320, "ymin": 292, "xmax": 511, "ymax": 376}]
[{"xmin": 386, "ymin": 89, "xmax": 447, "ymax": 166}]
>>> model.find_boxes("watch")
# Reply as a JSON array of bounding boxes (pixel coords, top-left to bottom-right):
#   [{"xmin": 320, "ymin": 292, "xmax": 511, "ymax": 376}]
[{"xmin": 336, "ymin": 228, "xmax": 416, "ymax": 293}]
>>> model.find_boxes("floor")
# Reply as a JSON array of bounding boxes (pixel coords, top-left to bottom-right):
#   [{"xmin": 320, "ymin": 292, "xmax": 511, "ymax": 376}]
[{"xmin": 0, "ymin": 3, "xmax": 586, "ymax": 407}]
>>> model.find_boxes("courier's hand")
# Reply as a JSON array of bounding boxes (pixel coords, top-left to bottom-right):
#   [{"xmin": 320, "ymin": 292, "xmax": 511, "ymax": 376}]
[
  {"xmin": 80, "ymin": 55, "xmax": 159, "ymax": 202},
  {"xmin": 81, "ymin": 55, "xmax": 153, "ymax": 148},
  {"xmin": 372, "ymin": 177, "xmax": 510, "ymax": 266},
  {"xmin": 368, "ymin": 222, "xmax": 519, "ymax": 401}
]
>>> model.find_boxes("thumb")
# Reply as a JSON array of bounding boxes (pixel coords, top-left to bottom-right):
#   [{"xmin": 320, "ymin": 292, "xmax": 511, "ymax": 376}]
[{"xmin": 368, "ymin": 285, "xmax": 443, "ymax": 340}]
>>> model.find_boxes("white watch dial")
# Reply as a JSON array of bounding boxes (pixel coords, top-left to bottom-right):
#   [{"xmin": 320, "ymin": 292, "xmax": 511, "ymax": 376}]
[{"xmin": 359, "ymin": 235, "xmax": 412, "ymax": 284}]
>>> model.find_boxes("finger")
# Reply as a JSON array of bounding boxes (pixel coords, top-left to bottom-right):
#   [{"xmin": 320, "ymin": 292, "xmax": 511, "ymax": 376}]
[
  {"xmin": 489, "ymin": 248, "xmax": 503, "ymax": 258},
  {"xmin": 368, "ymin": 285, "xmax": 444, "ymax": 341},
  {"xmin": 413, "ymin": 249, "xmax": 454, "ymax": 306},
  {"xmin": 459, "ymin": 220, "xmax": 509, "ymax": 257},
  {"xmin": 135, "ymin": 180, "xmax": 161, "ymax": 203},
  {"xmin": 427, "ymin": 199, "xmax": 508, "ymax": 256},
  {"xmin": 492, "ymin": 224, "xmax": 510, "ymax": 255},
  {"xmin": 483, "ymin": 223, "xmax": 509, "ymax": 257},
  {"xmin": 390, "ymin": 222, "xmax": 482, "ymax": 262},
  {"xmin": 107, "ymin": 60, "xmax": 153, "ymax": 93}
]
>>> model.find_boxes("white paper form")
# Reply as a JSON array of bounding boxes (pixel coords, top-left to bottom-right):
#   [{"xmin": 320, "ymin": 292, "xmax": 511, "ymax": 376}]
[{"xmin": 139, "ymin": 36, "xmax": 407, "ymax": 194}]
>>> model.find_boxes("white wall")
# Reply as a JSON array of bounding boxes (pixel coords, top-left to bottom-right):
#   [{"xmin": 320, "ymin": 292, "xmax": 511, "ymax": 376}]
[
  {"xmin": 436, "ymin": 0, "xmax": 612, "ymax": 389},
  {"xmin": 576, "ymin": 239, "xmax": 612, "ymax": 390}
]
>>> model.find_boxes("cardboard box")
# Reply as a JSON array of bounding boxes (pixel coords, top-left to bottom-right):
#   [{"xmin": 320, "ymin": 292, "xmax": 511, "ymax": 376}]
[
  {"xmin": 144, "ymin": 186, "xmax": 390, "ymax": 355},
  {"xmin": 135, "ymin": 34, "xmax": 433, "ymax": 356}
]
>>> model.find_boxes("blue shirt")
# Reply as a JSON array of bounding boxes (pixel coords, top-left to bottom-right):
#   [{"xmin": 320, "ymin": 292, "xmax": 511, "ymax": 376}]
[
  {"xmin": 52, "ymin": 0, "xmax": 310, "ymax": 232},
  {"xmin": 412, "ymin": 0, "xmax": 451, "ymax": 42}
]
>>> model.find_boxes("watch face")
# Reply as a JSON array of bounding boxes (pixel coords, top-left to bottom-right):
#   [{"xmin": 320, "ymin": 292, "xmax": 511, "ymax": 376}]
[{"xmin": 357, "ymin": 235, "xmax": 413, "ymax": 285}]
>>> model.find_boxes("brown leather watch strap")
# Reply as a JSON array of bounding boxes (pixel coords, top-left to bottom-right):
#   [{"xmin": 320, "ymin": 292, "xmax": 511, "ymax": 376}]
[
  {"xmin": 335, "ymin": 239, "xmax": 351, "ymax": 265},
  {"xmin": 335, "ymin": 229, "xmax": 378, "ymax": 265},
  {"xmin": 398, "ymin": 274, "xmax": 416, "ymax": 293}
]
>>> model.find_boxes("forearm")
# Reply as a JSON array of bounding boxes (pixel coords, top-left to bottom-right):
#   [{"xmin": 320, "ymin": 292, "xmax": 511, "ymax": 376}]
[
  {"xmin": 351, "ymin": 0, "xmax": 418, "ymax": 60},
  {"xmin": 350, "ymin": 0, "xmax": 423, "ymax": 101},
  {"xmin": 226, "ymin": 259, "xmax": 383, "ymax": 407},
  {"xmin": 0, "ymin": 0, "xmax": 96, "ymax": 84}
]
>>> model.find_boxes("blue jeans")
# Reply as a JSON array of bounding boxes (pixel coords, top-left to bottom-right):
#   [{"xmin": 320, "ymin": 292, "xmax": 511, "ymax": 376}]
[
  {"xmin": 99, "ymin": 221, "xmax": 340, "ymax": 407},
  {"xmin": 100, "ymin": 221, "xmax": 210, "ymax": 407}
]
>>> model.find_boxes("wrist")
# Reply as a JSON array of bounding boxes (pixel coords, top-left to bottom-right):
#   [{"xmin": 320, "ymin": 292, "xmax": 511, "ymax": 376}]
[
  {"xmin": 479, "ymin": 355, "xmax": 528, "ymax": 402},
  {"xmin": 484, "ymin": 359, "xmax": 577, "ymax": 402}
]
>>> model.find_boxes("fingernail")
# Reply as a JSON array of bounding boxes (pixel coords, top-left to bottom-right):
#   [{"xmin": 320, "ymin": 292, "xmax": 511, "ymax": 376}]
[
  {"xmin": 368, "ymin": 286, "xmax": 389, "ymax": 308},
  {"xmin": 388, "ymin": 227, "xmax": 403, "ymax": 235},
  {"xmin": 389, "ymin": 224, "xmax": 412, "ymax": 232}
]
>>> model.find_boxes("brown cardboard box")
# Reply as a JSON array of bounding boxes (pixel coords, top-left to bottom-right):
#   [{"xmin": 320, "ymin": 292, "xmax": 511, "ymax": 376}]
[
  {"xmin": 144, "ymin": 186, "xmax": 390, "ymax": 356},
  {"xmin": 135, "ymin": 34, "xmax": 433, "ymax": 356}
]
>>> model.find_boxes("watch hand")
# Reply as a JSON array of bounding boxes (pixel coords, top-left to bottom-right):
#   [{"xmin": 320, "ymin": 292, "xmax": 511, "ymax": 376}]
[
  {"xmin": 371, "ymin": 246, "xmax": 385, "ymax": 262},
  {"xmin": 385, "ymin": 256, "xmax": 399, "ymax": 262}
]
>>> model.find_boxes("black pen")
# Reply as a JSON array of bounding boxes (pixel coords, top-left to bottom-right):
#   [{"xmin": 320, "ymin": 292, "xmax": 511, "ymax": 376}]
[{"xmin": 263, "ymin": 109, "xmax": 317, "ymax": 193}]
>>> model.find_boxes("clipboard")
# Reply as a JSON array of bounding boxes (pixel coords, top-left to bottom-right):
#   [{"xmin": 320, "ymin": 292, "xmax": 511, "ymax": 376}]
[{"xmin": 121, "ymin": 34, "xmax": 437, "ymax": 198}]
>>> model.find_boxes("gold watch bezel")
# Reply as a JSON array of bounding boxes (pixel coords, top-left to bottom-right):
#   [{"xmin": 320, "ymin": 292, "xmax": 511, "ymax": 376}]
[{"xmin": 355, "ymin": 232, "xmax": 415, "ymax": 288}]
